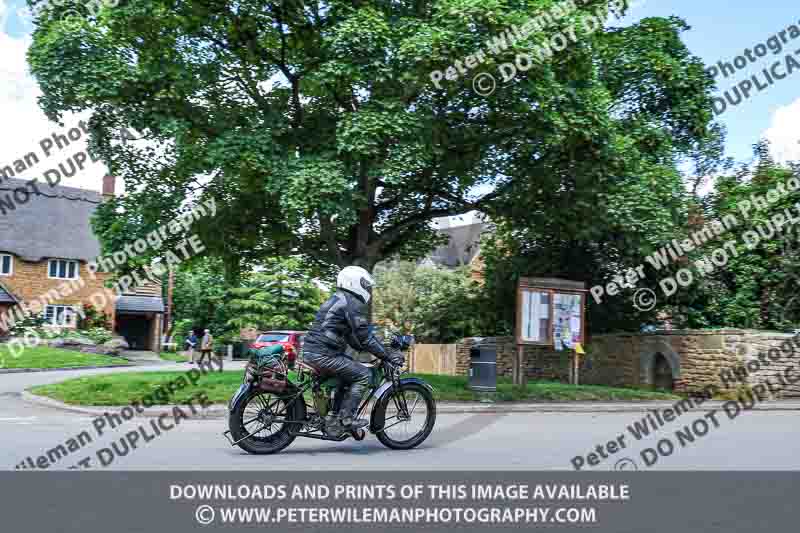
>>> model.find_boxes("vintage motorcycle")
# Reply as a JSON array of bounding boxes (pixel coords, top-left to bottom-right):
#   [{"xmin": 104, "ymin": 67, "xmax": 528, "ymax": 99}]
[{"xmin": 223, "ymin": 333, "xmax": 436, "ymax": 454}]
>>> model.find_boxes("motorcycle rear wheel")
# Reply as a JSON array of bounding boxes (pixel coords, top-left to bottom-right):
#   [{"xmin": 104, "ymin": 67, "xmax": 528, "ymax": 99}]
[{"xmin": 229, "ymin": 389, "xmax": 302, "ymax": 455}]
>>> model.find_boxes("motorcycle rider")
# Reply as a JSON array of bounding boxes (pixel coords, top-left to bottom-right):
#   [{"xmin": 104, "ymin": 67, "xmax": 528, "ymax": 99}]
[{"xmin": 302, "ymin": 266, "xmax": 404, "ymax": 434}]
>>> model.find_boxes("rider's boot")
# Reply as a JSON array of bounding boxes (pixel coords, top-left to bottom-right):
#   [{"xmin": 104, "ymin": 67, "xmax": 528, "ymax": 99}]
[
  {"xmin": 340, "ymin": 416, "xmax": 369, "ymax": 430},
  {"xmin": 339, "ymin": 381, "xmax": 369, "ymax": 431},
  {"xmin": 324, "ymin": 411, "xmax": 338, "ymax": 427},
  {"xmin": 324, "ymin": 411, "xmax": 345, "ymax": 437},
  {"xmin": 323, "ymin": 412, "xmax": 367, "ymax": 436}
]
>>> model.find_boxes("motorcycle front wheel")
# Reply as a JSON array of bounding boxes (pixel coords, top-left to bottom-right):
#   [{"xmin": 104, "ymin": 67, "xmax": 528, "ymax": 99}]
[
  {"xmin": 228, "ymin": 388, "xmax": 302, "ymax": 455},
  {"xmin": 374, "ymin": 382, "xmax": 436, "ymax": 450}
]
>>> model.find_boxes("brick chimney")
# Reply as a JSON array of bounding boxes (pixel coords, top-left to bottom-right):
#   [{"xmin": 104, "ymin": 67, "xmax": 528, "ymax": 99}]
[{"xmin": 102, "ymin": 175, "xmax": 116, "ymax": 200}]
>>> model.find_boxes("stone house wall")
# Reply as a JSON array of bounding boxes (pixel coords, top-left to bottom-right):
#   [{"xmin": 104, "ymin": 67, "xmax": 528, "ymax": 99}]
[
  {"xmin": 455, "ymin": 329, "xmax": 800, "ymax": 398},
  {"xmin": 0, "ymin": 257, "xmax": 115, "ymax": 329}
]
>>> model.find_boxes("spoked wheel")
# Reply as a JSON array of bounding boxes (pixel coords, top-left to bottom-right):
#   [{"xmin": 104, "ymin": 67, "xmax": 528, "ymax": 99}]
[
  {"xmin": 228, "ymin": 389, "xmax": 301, "ymax": 455},
  {"xmin": 375, "ymin": 382, "xmax": 436, "ymax": 450}
]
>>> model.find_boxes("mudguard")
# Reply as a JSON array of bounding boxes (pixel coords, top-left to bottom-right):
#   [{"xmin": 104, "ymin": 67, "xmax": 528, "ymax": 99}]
[
  {"xmin": 369, "ymin": 378, "xmax": 434, "ymax": 433},
  {"xmin": 228, "ymin": 383, "xmax": 252, "ymax": 413}
]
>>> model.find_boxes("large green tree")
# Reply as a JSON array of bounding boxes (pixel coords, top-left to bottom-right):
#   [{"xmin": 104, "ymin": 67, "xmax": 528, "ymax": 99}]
[{"xmin": 28, "ymin": 0, "xmax": 720, "ymax": 280}]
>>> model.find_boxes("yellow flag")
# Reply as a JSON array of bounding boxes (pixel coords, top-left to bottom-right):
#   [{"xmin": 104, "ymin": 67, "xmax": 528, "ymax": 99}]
[{"xmin": 574, "ymin": 342, "xmax": 585, "ymax": 354}]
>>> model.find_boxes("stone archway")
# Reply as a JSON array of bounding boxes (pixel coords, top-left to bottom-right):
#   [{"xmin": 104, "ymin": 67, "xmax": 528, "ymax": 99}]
[{"xmin": 639, "ymin": 340, "xmax": 680, "ymax": 389}]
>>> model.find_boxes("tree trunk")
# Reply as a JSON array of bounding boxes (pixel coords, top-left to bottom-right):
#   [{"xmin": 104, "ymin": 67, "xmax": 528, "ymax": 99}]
[{"xmin": 164, "ymin": 267, "xmax": 175, "ymax": 336}]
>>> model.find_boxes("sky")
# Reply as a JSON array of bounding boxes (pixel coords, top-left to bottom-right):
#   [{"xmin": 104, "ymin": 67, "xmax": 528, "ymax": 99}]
[
  {"xmin": 623, "ymin": 0, "xmax": 800, "ymax": 164},
  {"xmin": 1, "ymin": 0, "xmax": 798, "ymax": 199}
]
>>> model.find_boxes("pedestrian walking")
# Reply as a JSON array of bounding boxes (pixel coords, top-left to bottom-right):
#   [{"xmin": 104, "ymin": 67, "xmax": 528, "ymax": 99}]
[{"xmin": 198, "ymin": 328, "xmax": 221, "ymax": 370}]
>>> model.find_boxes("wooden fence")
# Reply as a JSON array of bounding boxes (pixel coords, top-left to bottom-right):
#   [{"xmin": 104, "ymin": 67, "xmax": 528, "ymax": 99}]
[{"xmin": 408, "ymin": 343, "xmax": 458, "ymax": 375}]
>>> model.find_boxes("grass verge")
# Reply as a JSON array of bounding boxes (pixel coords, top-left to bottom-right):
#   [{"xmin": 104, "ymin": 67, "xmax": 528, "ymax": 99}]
[
  {"xmin": 0, "ymin": 345, "xmax": 129, "ymax": 370},
  {"xmin": 423, "ymin": 374, "xmax": 680, "ymax": 401},
  {"xmin": 159, "ymin": 352, "xmax": 190, "ymax": 363},
  {"xmin": 29, "ymin": 370, "xmax": 679, "ymax": 406}
]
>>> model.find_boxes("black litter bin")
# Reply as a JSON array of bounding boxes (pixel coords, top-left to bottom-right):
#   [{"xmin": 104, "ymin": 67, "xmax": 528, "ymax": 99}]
[{"xmin": 468, "ymin": 343, "xmax": 497, "ymax": 392}]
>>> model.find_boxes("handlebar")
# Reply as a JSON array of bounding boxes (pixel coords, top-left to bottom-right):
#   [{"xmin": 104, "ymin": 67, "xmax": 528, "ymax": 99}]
[{"xmin": 363, "ymin": 332, "xmax": 413, "ymax": 374}]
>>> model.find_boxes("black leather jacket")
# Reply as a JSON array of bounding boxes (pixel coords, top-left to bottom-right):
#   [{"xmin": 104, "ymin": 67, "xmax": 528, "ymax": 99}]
[{"xmin": 303, "ymin": 290, "xmax": 388, "ymax": 359}]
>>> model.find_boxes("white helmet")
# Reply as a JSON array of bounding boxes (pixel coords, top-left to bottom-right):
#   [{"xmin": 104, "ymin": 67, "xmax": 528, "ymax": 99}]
[{"xmin": 337, "ymin": 266, "xmax": 376, "ymax": 303}]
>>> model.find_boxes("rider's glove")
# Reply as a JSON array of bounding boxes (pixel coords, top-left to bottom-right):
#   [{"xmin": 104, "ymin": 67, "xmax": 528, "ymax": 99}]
[{"xmin": 387, "ymin": 353, "xmax": 405, "ymax": 368}]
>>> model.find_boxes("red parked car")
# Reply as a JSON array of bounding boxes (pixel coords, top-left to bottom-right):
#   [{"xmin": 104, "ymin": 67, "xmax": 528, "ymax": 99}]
[{"xmin": 249, "ymin": 331, "xmax": 306, "ymax": 368}]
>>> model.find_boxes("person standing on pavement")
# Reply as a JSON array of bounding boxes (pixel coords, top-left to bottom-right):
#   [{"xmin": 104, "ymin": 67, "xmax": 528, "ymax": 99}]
[{"xmin": 185, "ymin": 331, "xmax": 198, "ymax": 364}]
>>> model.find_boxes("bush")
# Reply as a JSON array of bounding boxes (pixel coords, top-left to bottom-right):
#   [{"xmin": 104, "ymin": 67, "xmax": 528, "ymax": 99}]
[
  {"xmin": 6, "ymin": 314, "xmax": 44, "ymax": 336},
  {"xmin": 78, "ymin": 306, "xmax": 111, "ymax": 330},
  {"xmin": 74, "ymin": 327, "xmax": 114, "ymax": 344},
  {"xmin": 3, "ymin": 312, "xmax": 113, "ymax": 345},
  {"xmin": 5, "ymin": 315, "xmax": 59, "ymax": 340}
]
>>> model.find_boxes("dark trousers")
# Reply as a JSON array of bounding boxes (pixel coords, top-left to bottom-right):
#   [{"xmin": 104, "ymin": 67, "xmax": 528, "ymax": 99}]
[
  {"xmin": 199, "ymin": 349, "xmax": 222, "ymax": 368},
  {"xmin": 303, "ymin": 351, "xmax": 371, "ymax": 418},
  {"xmin": 197, "ymin": 350, "xmax": 223, "ymax": 371}
]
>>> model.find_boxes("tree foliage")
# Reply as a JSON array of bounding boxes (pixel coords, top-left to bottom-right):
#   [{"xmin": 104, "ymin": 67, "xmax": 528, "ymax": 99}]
[
  {"xmin": 675, "ymin": 144, "xmax": 800, "ymax": 330},
  {"xmin": 479, "ymin": 141, "xmax": 800, "ymax": 335},
  {"xmin": 28, "ymin": 0, "xmax": 720, "ymax": 280},
  {"xmin": 225, "ymin": 257, "xmax": 325, "ymax": 331},
  {"xmin": 373, "ymin": 261, "xmax": 478, "ymax": 342},
  {"xmin": 171, "ymin": 256, "xmax": 232, "ymax": 333},
  {"xmin": 478, "ymin": 159, "xmax": 692, "ymax": 335}
]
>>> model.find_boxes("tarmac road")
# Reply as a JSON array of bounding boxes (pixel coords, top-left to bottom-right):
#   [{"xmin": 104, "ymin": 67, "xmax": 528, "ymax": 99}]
[{"xmin": 1, "ymin": 364, "xmax": 798, "ymax": 471}]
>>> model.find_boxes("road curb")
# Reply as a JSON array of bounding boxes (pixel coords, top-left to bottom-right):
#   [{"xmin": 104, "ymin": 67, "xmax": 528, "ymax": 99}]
[
  {"xmin": 432, "ymin": 400, "xmax": 800, "ymax": 413},
  {"xmin": 19, "ymin": 391, "xmax": 227, "ymax": 418},
  {"xmin": 0, "ymin": 363, "xmax": 134, "ymax": 375},
  {"xmin": 19, "ymin": 392, "xmax": 800, "ymax": 418}
]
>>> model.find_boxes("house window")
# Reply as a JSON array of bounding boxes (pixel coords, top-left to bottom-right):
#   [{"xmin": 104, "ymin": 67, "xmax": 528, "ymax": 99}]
[
  {"xmin": 44, "ymin": 305, "xmax": 77, "ymax": 327},
  {"xmin": 0, "ymin": 254, "xmax": 12, "ymax": 276},
  {"xmin": 48, "ymin": 259, "xmax": 79, "ymax": 280}
]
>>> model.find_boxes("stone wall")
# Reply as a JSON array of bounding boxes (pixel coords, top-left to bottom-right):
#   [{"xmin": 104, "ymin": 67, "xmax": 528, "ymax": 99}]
[
  {"xmin": 581, "ymin": 330, "xmax": 742, "ymax": 396},
  {"xmin": 456, "ymin": 336, "xmax": 571, "ymax": 382},
  {"xmin": 724, "ymin": 331, "xmax": 800, "ymax": 398},
  {"xmin": 455, "ymin": 329, "xmax": 800, "ymax": 398}
]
